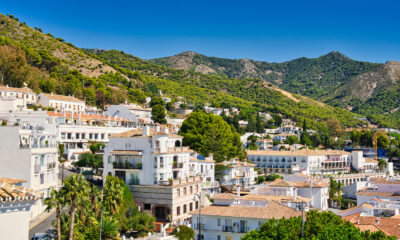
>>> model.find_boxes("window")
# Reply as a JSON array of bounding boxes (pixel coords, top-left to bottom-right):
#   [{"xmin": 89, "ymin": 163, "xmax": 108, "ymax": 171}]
[
  {"xmin": 154, "ymin": 157, "xmax": 158, "ymax": 168},
  {"xmin": 183, "ymin": 187, "xmax": 187, "ymax": 195},
  {"xmin": 67, "ymin": 133, "xmax": 72, "ymax": 139},
  {"xmin": 160, "ymin": 157, "xmax": 164, "ymax": 168},
  {"xmin": 61, "ymin": 133, "xmax": 66, "ymax": 140},
  {"xmin": 217, "ymin": 218, "xmax": 221, "ymax": 226},
  {"xmin": 94, "ymin": 134, "xmax": 98, "ymax": 139},
  {"xmin": 190, "ymin": 186, "xmax": 193, "ymax": 194},
  {"xmin": 89, "ymin": 133, "xmax": 93, "ymax": 139},
  {"xmin": 177, "ymin": 188, "xmax": 180, "ymax": 197},
  {"xmin": 177, "ymin": 206, "xmax": 180, "ymax": 216},
  {"xmin": 40, "ymin": 174, "xmax": 44, "ymax": 184},
  {"xmin": 217, "ymin": 236, "xmax": 221, "ymax": 240},
  {"xmin": 195, "ymin": 201, "xmax": 199, "ymax": 209},
  {"xmin": 155, "ymin": 140, "xmax": 160, "ymax": 148},
  {"xmin": 144, "ymin": 204, "xmax": 151, "ymax": 210},
  {"xmin": 81, "ymin": 133, "xmax": 85, "ymax": 139},
  {"xmin": 190, "ymin": 202, "xmax": 193, "ymax": 211},
  {"xmin": 196, "ymin": 185, "xmax": 199, "ymax": 192},
  {"xmin": 160, "ymin": 173, "xmax": 164, "ymax": 181},
  {"xmin": 76, "ymin": 133, "xmax": 80, "ymax": 139},
  {"xmin": 101, "ymin": 134, "xmax": 105, "ymax": 139},
  {"xmin": 183, "ymin": 204, "xmax": 187, "ymax": 213}
]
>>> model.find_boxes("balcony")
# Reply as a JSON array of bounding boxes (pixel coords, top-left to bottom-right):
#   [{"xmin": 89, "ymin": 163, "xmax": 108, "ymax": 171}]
[
  {"xmin": 173, "ymin": 162, "xmax": 183, "ymax": 169},
  {"xmin": 237, "ymin": 226, "xmax": 250, "ymax": 233},
  {"xmin": 47, "ymin": 162, "xmax": 57, "ymax": 169},
  {"xmin": 112, "ymin": 161, "xmax": 142, "ymax": 170},
  {"xmin": 193, "ymin": 224, "xmax": 205, "ymax": 230},
  {"xmin": 222, "ymin": 226, "xmax": 233, "ymax": 232}
]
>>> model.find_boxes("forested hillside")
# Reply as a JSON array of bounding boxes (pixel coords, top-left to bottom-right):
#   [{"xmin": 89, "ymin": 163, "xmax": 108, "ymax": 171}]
[
  {"xmin": 152, "ymin": 51, "xmax": 400, "ymax": 128},
  {"xmin": 87, "ymin": 49, "xmax": 364, "ymax": 129}
]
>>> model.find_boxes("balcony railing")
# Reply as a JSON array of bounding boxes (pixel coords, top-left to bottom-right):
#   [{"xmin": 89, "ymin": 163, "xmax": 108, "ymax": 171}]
[
  {"xmin": 112, "ymin": 161, "xmax": 142, "ymax": 170},
  {"xmin": 222, "ymin": 226, "xmax": 233, "ymax": 232},
  {"xmin": 173, "ymin": 162, "xmax": 183, "ymax": 169},
  {"xmin": 193, "ymin": 224, "xmax": 205, "ymax": 230}
]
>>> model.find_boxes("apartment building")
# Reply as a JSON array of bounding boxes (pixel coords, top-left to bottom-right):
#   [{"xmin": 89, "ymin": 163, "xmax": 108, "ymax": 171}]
[
  {"xmin": 38, "ymin": 92, "xmax": 85, "ymax": 112},
  {"xmin": 0, "ymin": 85, "xmax": 37, "ymax": 105},
  {"xmin": 357, "ymin": 178, "xmax": 400, "ymax": 205},
  {"xmin": 247, "ymin": 149, "xmax": 352, "ymax": 174},
  {"xmin": 103, "ymin": 125, "xmax": 202, "ymax": 224},
  {"xmin": 190, "ymin": 193, "xmax": 302, "ymax": 240},
  {"xmin": 48, "ymin": 111, "xmax": 135, "ymax": 162},
  {"xmin": 0, "ymin": 112, "xmax": 58, "ymax": 219},
  {"xmin": 189, "ymin": 154, "xmax": 219, "ymax": 195},
  {"xmin": 216, "ymin": 159, "xmax": 257, "ymax": 190}
]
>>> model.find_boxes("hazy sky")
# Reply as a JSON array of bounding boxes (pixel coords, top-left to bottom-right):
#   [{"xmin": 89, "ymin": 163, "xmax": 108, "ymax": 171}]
[{"xmin": 2, "ymin": 0, "xmax": 400, "ymax": 62}]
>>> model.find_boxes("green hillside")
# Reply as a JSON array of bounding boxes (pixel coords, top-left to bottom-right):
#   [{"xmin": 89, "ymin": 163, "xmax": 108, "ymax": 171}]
[{"xmin": 87, "ymin": 49, "xmax": 364, "ymax": 129}]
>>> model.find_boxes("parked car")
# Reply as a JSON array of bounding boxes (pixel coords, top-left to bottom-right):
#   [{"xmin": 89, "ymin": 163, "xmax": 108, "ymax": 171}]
[{"xmin": 31, "ymin": 233, "xmax": 51, "ymax": 240}]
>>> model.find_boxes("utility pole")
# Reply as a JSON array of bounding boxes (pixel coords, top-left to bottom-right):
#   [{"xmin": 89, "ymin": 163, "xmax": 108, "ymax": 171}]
[
  {"xmin": 99, "ymin": 189, "xmax": 104, "ymax": 240},
  {"xmin": 301, "ymin": 201, "xmax": 305, "ymax": 237}
]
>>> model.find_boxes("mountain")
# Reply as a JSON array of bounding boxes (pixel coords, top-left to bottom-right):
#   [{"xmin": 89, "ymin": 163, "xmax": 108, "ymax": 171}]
[
  {"xmin": 88, "ymin": 49, "xmax": 364, "ymax": 129},
  {"xmin": 151, "ymin": 51, "xmax": 400, "ymax": 127}
]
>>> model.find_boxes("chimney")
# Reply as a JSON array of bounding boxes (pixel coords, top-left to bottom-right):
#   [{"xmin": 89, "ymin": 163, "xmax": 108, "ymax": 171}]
[
  {"xmin": 209, "ymin": 153, "xmax": 213, "ymax": 161},
  {"xmin": 142, "ymin": 125, "xmax": 150, "ymax": 136}
]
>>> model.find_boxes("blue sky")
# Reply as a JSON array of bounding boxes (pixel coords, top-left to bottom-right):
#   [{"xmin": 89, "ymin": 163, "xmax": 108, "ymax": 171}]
[{"xmin": 2, "ymin": 0, "xmax": 400, "ymax": 62}]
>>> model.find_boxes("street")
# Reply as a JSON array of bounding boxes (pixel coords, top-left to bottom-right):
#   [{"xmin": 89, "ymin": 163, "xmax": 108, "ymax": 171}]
[{"xmin": 29, "ymin": 212, "xmax": 56, "ymax": 240}]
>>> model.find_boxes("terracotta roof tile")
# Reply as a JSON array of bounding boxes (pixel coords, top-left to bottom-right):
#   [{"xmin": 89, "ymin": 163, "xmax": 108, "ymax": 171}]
[
  {"xmin": 41, "ymin": 93, "xmax": 83, "ymax": 103},
  {"xmin": 190, "ymin": 201, "xmax": 301, "ymax": 219},
  {"xmin": 0, "ymin": 85, "xmax": 35, "ymax": 94},
  {"xmin": 0, "ymin": 181, "xmax": 42, "ymax": 203}
]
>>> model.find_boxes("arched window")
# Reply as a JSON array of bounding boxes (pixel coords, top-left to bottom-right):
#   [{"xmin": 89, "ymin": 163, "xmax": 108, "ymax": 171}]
[
  {"xmin": 175, "ymin": 140, "xmax": 181, "ymax": 147},
  {"xmin": 155, "ymin": 140, "xmax": 160, "ymax": 148}
]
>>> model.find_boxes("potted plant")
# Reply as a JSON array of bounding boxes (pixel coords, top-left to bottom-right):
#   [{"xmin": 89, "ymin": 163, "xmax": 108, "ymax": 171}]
[
  {"xmin": 112, "ymin": 161, "xmax": 117, "ymax": 168},
  {"xmin": 137, "ymin": 162, "xmax": 142, "ymax": 169}
]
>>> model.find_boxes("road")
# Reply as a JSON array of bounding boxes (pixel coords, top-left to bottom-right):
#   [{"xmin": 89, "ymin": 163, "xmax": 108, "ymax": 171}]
[{"xmin": 29, "ymin": 212, "xmax": 56, "ymax": 239}]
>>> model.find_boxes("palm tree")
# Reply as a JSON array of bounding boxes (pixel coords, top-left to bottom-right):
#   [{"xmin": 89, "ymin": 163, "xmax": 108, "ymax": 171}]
[
  {"xmin": 102, "ymin": 175, "xmax": 125, "ymax": 215},
  {"xmin": 61, "ymin": 174, "xmax": 89, "ymax": 240},
  {"xmin": 44, "ymin": 188, "xmax": 63, "ymax": 240}
]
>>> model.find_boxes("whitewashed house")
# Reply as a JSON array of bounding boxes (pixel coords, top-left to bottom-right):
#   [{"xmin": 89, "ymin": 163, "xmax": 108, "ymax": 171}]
[
  {"xmin": 217, "ymin": 159, "xmax": 257, "ymax": 190},
  {"xmin": 38, "ymin": 92, "xmax": 85, "ymax": 112},
  {"xmin": 0, "ymin": 85, "xmax": 37, "ymax": 106},
  {"xmin": 356, "ymin": 178, "xmax": 400, "ymax": 205},
  {"xmin": 189, "ymin": 154, "xmax": 219, "ymax": 195},
  {"xmin": 103, "ymin": 126, "xmax": 202, "ymax": 224}
]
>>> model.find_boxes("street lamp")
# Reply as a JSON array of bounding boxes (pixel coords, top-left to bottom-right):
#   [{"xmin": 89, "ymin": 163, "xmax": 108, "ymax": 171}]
[{"xmin": 194, "ymin": 193, "xmax": 201, "ymax": 240}]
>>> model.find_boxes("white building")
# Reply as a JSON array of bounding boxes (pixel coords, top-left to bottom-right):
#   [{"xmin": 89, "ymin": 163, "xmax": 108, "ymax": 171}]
[
  {"xmin": 189, "ymin": 154, "xmax": 219, "ymax": 195},
  {"xmin": 38, "ymin": 92, "xmax": 85, "ymax": 112},
  {"xmin": 103, "ymin": 126, "xmax": 202, "ymax": 224},
  {"xmin": 216, "ymin": 159, "xmax": 257, "ymax": 190},
  {"xmin": 0, "ymin": 85, "xmax": 37, "ymax": 106},
  {"xmin": 0, "ymin": 112, "xmax": 58, "ymax": 219},
  {"xmin": 48, "ymin": 111, "xmax": 135, "ymax": 162},
  {"xmin": 190, "ymin": 193, "xmax": 301, "ymax": 240},
  {"xmin": 356, "ymin": 178, "xmax": 400, "ymax": 205},
  {"xmin": 0, "ymin": 178, "xmax": 42, "ymax": 240},
  {"xmin": 247, "ymin": 149, "xmax": 352, "ymax": 175},
  {"xmin": 255, "ymin": 139, "xmax": 273, "ymax": 150},
  {"xmin": 272, "ymin": 133, "xmax": 299, "ymax": 143},
  {"xmin": 106, "ymin": 104, "xmax": 154, "ymax": 125}
]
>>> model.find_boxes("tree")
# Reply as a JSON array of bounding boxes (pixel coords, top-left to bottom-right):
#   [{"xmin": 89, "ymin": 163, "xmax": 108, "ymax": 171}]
[
  {"xmin": 60, "ymin": 174, "xmax": 90, "ymax": 240},
  {"xmin": 44, "ymin": 188, "xmax": 63, "ymax": 240},
  {"xmin": 256, "ymin": 112, "xmax": 264, "ymax": 133},
  {"xmin": 377, "ymin": 134, "xmax": 390, "ymax": 149},
  {"xmin": 128, "ymin": 89, "xmax": 146, "ymax": 104},
  {"xmin": 242, "ymin": 210, "xmax": 395, "ymax": 240},
  {"xmin": 360, "ymin": 131, "xmax": 373, "ymax": 147},
  {"xmin": 95, "ymin": 89, "xmax": 106, "ymax": 108},
  {"xmin": 179, "ymin": 111, "xmax": 244, "ymax": 162},
  {"xmin": 273, "ymin": 114, "xmax": 282, "ymax": 127},
  {"xmin": 166, "ymin": 101, "xmax": 174, "ymax": 111},
  {"xmin": 102, "ymin": 176, "xmax": 125, "ymax": 215},
  {"xmin": 378, "ymin": 159, "xmax": 387, "ymax": 172},
  {"xmin": 172, "ymin": 225, "xmax": 195, "ymax": 240},
  {"xmin": 150, "ymin": 96, "xmax": 165, "ymax": 107},
  {"xmin": 326, "ymin": 118, "xmax": 343, "ymax": 137},
  {"xmin": 151, "ymin": 104, "xmax": 167, "ymax": 124},
  {"xmin": 285, "ymin": 135, "xmax": 299, "ymax": 145}
]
